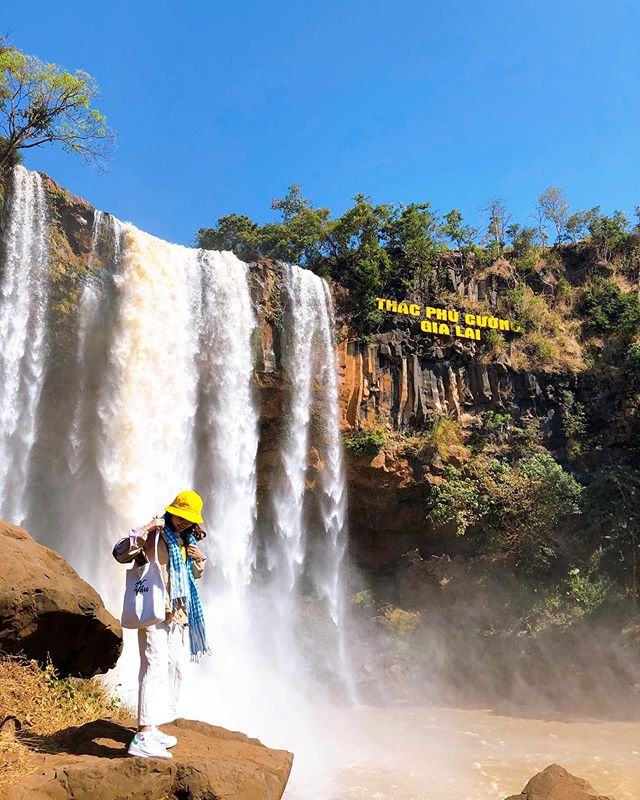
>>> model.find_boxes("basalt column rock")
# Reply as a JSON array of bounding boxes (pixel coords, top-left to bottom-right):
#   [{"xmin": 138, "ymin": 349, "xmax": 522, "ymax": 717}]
[
  {"xmin": 336, "ymin": 329, "xmax": 573, "ymax": 432},
  {"xmin": 0, "ymin": 520, "xmax": 122, "ymax": 677}
]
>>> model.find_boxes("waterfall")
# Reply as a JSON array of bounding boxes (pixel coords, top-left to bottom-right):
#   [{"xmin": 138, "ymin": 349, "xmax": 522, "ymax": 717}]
[
  {"xmin": 68, "ymin": 211, "xmax": 123, "ymax": 478},
  {"xmin": 0, "ymin": 165, "xmax": 352, "ymax": 768},
  {"xmin": 0, "ymin": 166, "xmax": 50, "ymax": 524},
  {"xmin": 263, "ymin": 264, "xmax": 352, "ymax": 695},
  {"xmin": 268, "ymin": 265, "xmax": 317, "ymax": 594},
  {"xmin": 96, "ymin": 224, "xmax": 201, "ymax": 526},
  {"xmin": 194, "ymin": 249, "xmax": 259, "ymax": 601}
]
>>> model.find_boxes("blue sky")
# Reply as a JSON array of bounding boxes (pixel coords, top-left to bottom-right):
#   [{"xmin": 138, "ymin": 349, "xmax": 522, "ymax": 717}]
[{"xmin": 4, "ymin": 0, "xmax": 640, "ymax": 245}]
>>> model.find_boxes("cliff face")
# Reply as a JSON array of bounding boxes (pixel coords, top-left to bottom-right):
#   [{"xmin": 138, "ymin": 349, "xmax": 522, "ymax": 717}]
[
  {"xmin": 337, "ymin": 334, "xmax": 567, "ymax": 431},
  {"xmin": 4, "ymin": 171, "xmax": 635, "ymax": 578},
  {"xmin": 3, "ymin": 169, "xmax": 639, "ymax": 711},
  {"xmin": 332, "ymin": 297, "xmax": 574, "ymax": 569}
]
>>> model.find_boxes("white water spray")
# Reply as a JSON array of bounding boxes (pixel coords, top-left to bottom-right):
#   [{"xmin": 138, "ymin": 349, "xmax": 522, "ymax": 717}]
[
  {"xmin": 68, "ymin": 211, "xmax": 124, "ymax": 477},
  {"xmin": 0, "ymin": 166, "xmax": 50, "ymax": 523},
  {"xmin": 0, "ymin": 166, "xmax": 354, "ymax": 793},
  {"xmin": 97, "ymin": 224, "xmax": 201, "ymax": 526}
]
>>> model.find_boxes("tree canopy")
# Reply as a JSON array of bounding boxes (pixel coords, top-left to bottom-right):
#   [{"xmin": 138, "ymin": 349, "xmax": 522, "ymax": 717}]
[
  {"xmin": 0, "ymin": 39, "xmax": 115, "ymax": 170},
  {"xmin": 197, "ymin": 184, "xmax": 639, "ymax": 338}
]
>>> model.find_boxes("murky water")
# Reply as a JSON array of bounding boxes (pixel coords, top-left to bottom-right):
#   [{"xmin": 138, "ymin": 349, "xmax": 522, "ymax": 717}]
[{"xmin": 282, "ymin": 706, "xmax": 640, "ymax": 800}]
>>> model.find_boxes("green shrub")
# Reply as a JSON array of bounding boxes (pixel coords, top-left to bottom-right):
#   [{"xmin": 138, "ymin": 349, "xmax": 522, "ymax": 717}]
[
  {"xmin": 344, "ymin": 427, "xmax": 386, "ymax": 456},
  {"xmin": 426, "ymin": 453, "xmax": 583, "ymax": 572},
  {"xmin": 376, "ymin": 605, "xmax": 421, "ymax": 636},
  {"xmin": 581, "ymin": 467, "xmax": 640, "ymax": 598},
  {"xmin": 533, "ymin": 337, "xmax": 553, "ymax": 362},
  {"xmin": 351, "ymin": 589, "xmax": 376, "ymax": 611},
  {"xmin": 623, "ymin": 342, "xmax": 640, "ymax": 387},
  {"xmin": 565, "ymin": 566, "xmax": 610, "ymax": 612},
  {"xmin": 484, "ymin": 329, "xmax": 507, "ymax": 355},
  {"xmin": 582, "ymin": 278, "xmax": 640, "ymax": 338},
  {"xmin": 484, "ymin": 410, "xmax": 512, "ymax": 433},
  {"xmin": 560, "ymin": 390, "xmax": 587, "ymax": 460}
]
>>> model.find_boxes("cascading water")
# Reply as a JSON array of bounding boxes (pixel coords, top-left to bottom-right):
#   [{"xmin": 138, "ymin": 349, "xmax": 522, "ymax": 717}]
[
  {"xmin": 67, "ymin": 211, "xmax": 123, "ymax": 479},
  {"xmin": 0, "ymin": 168, "xmax": 352, "ymax": 790},
  {"xmin": 195, "ymin": 249, "xmax": 259, "ymax": 601},
  {"xmin": 268, "ymin": 266, "xmax": 317, "ymax": 612},
  {"xmin": 96, "ymin": 224, "xmax": 201, "ymax": 527},
  {"xmin": 262, "ymin": 264, "xmax": 353, "ymax": 698},
  {"xmin": 2, "ymin": 165, "xmax": 639, "ymax": 800},
  {"xmin": 0, "ymin": 166, "xmax": 50, "ymax": 524},
  {"xmin": 307, "ymin": 276, "xmax": 353, "ymax": 696}
]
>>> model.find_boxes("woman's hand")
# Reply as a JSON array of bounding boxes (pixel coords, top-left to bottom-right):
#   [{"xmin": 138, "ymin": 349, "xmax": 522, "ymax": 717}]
[
  {"xmin": 186, "ymin": 544, "xmax": 203, "ymax": 561},
  {"xmin": 134, "ymin": 517, "xmax": 163, "ymax": 547}
]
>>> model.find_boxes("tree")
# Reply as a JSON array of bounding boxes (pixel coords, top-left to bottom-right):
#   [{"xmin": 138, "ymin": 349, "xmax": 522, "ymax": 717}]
[
  {"xmin": 482, "ymin": 197, "xmax": 511, "ymax": 254},
  {"xmin": 270, "ymin": 184, "xmax": 312, "ymax": 222},
  {"xmin": 440, "ymin": 209, "xmax": 477, "ymax": 272},
  {"xmin": 0, "ymin": 41, "xmax": 114, "ymax": 170},
  {"xmin": 266, "ymin": 185, "xmax": 331, "ymax": 266},
  {"xmin": 197, "ymin": 214, "xmax": 261, "ymax": 261},
  {"xmin": 384, "ymin": 202, "xmax": 441, "ymax": 290},
  {"xmin": 506, "ymin": 223, "xmax": 537, "ymax": 258},
  {"xmin": 537, "ymin": 187, "xmax": 569, "ymax": 243},
  {"xmin": 426, "ymin": 453, "xmax": 583, "ymax": 572},
  {"xmin": 587, "ymin": 209, "xmax": 629, "ymax": 263},
  {"xmin": 583, "ymin": 467, "xmax": 640, "ymax": 599},
  {"xmin": 565, "ymin": 209, "xmax": 594, "ymax": 243},
  {"xmin": 325, "ymin": 194, "xmax": 392, "ymax": 334}
]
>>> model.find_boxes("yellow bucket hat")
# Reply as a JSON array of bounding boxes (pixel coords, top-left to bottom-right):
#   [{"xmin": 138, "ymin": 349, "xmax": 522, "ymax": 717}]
[{"xmin": 165, "ymin": 490, "xmax": 204, "ymax": 524}]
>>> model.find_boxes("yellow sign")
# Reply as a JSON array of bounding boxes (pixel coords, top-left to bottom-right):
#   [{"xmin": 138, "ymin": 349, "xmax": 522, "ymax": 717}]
[{"xmin": 375, "ymin": 298, "xmax": 523, "ymax": 341}]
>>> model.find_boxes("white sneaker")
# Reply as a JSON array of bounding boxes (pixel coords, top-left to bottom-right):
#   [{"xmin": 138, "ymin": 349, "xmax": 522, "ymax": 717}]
[
  {"xmin": 151, "ymin": 725, "xmax": 177, "ymax": 748},
  {"xmin": 128, "ymin": 731, "xmax": 173, "ymax": 759}
]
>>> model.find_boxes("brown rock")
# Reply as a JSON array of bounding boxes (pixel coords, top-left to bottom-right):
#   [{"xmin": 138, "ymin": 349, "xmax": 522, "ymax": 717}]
[
  {"xmin": 504, "ymin": 764, "xmax": 615, "ymax": 800},
  {"xmin": 1, "ymin": 717, "xmax": 293, "ymax": 800},
  {"xmin": 0, "ymin": 520, "xmax": 122, "ymax": 677}
]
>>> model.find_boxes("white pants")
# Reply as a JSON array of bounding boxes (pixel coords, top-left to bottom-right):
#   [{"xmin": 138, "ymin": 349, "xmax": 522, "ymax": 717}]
[{"xmin": 137, "ymin": 619, "xmax": 189, "ymax": 727}]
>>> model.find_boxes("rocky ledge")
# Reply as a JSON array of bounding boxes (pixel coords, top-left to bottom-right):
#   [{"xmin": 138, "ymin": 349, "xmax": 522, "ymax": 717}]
[
  {"xmin": 0, "ymin": 520, "xmax": 122, "ymax": 676},
  {"xmin": 1, "ymin": 717, "xmax": 293, "ymax": 800}
]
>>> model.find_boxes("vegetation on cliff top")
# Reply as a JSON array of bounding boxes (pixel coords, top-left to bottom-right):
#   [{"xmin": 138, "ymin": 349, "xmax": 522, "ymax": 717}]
[{"xmin": 198, "ymin": 185, "xmax": 640, "ymax": 347}]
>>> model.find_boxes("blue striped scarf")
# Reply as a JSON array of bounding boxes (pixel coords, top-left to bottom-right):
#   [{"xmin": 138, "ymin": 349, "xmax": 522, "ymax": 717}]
[{"xmin": 163, "ymin": 516, "xmax": 211, "ymax": 662}]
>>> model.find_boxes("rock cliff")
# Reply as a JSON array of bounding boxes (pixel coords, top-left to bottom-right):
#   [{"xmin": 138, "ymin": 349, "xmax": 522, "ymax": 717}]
[
  {"xmin": 0, "ymin": 520, "xmax": 121, "ymax": 677},
  {"xmin": 21, "ymin": 171, "xmax": 637, "ymax": 578}
]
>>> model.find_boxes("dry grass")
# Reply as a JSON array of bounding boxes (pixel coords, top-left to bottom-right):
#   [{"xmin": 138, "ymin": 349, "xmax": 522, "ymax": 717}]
[
  {"xmin": 609, "ymin": 271, "xmax": 636, "ymax": 294},
  {"xmin": 395, "ymin": 415, "xmax": 471, "ymax": 464},
  {"xmin": 499, "ymin": 286, "xmax": 584, "ymax": 373},
  {"xmin": 0, "ymin": 654, "xmax": 132, "ymax": 791},
  {"xmin": 428, "ymin": 415, "xmax": 470, "ymax": 462}
]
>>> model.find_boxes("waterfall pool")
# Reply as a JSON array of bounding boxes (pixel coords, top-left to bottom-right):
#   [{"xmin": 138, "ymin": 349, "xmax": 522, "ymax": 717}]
[{"xmin": 280, "ymin": 705, "xmax": 639, "ymax": 800}]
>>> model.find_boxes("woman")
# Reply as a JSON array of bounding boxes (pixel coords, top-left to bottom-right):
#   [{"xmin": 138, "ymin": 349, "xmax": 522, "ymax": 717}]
[{"xmin": 113, "ymin": 489, "xmax": 211, "ymax": 759}]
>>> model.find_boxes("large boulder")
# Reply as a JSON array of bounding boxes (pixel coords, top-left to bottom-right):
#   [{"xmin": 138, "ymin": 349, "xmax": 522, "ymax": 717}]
[
  {"xmin": 0, "ymin": 520, "xmax": 122, "ymax": 676},
  {"xmin": 505, "ymin": 763, "xmax": 615, "ymax": 800},
  {"xmin": 1, "ymin": 717, "xmax": 293, "ymax": 800}
]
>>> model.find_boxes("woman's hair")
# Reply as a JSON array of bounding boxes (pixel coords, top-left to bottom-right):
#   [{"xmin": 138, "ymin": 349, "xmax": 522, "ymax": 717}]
[
  {"xmin": 192, "ymin": 523, "xmax": 207, "ymax": 542},
  {"xmin": 163, "ymin": 511, "xmax": 206, "ymax": 541}
]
